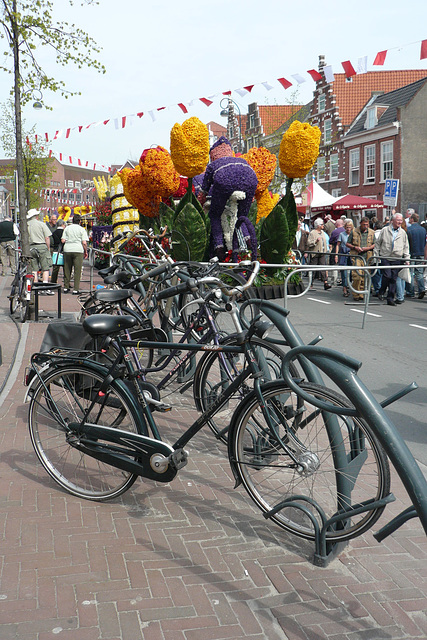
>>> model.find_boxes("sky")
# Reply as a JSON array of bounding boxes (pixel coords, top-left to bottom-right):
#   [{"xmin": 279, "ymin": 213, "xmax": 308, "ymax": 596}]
[{"xmin": 1, "ymin": 0, "xmax": 427, "ymax": 170}]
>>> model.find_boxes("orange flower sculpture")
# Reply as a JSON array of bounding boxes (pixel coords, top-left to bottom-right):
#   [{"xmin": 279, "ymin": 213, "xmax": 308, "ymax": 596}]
[
  {"xmin": 119, "ymin": 147, "xmax": 180, "ymax": 218},
  {"xmin": 242, "ymin": 146, "xmax": 278, "ymax": 222}
]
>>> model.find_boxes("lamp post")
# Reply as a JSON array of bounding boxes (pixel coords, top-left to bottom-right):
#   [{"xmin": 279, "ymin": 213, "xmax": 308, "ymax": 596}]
[{"xmin": 220, "ymin": 97, "xmax": 243, "ymax": 153}]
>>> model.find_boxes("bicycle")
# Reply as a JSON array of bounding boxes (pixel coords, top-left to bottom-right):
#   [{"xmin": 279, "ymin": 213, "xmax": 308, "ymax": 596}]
[
  {"xmin": 9, "ymin": 251, "xmax": 36, "ymax": 323},
  {"xmin": 26, "ymin": 263, "xmax": 424, "ymax": 557}
]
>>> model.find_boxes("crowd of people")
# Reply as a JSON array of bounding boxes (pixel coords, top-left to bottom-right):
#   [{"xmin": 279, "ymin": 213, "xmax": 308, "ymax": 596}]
[
  {"xmin": 0, "ymin": 209, "xmax": 88, "ymax": 296},
  {"xmin": 293, "ymin": 208, "xmax": 427, "ymax": 307}
]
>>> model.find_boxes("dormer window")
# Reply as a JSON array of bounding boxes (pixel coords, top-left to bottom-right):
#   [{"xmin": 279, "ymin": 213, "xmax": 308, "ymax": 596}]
[{"xmin": 366, "ymin": 107, "xmax": 377, "ymax": 129}]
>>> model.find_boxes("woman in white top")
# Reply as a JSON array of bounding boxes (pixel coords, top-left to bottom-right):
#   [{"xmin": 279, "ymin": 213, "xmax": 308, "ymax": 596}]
[{"xmin": 61, "ymin": 214, "xmax": 89, "ymax": 294}]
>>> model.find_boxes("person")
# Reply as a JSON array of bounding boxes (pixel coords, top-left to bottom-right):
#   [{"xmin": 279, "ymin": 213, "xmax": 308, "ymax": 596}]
[
  {"xmin": 406, "ymin": 212, "xmax": 427, "ymax": 299},
  {"xmin": 47, "ymin": 212, "xmax": 58, "ymax": 234},
  {"xmin": 346, "ymin": 217, "xmax": 375, "ymax": 301},
  {"xmin": 292, "ymin": 218, "xmax": 309, "ymax": 261},
  {"xmin": 299, "ymin": 214, "xmax": 310, "ymax": 233},
  {"xmin": 405, "ymin": 208, "xmax": 415, "ymax": 229},
  {"xmin": 50, "ymin": 219, "xmax": 66, "ymax": 285},
  {"xmin": 27, "ymin": 208, "xmax": 54, "ymax": 294},
  {"xmin": 374, "ymin": 213, "xmax": 410, "ymax": 306},
  {"xmin": 335, "ymin": 220, "xmax": 353, "ymax": 297},
  {"xmin": 328, "ymin": 219, "xmax": 345, "ymax": 285},
  {"xmin": 0, "ymin": 215, "xmax": 19, "ymax": 276},
  {"xmin": 307, "ymin": 218, "xmax": 331, "ymax": 289},
  {"xmin": 323, "ymin": 214, "xmax": 335, "ymax": 236},
  {"xmin": 61, "ymin": 214, "xmax": 88, "ymax": 294},
  {"xmin": 371, "ymin": 221, "xmax": 384, "ymax": 295}
]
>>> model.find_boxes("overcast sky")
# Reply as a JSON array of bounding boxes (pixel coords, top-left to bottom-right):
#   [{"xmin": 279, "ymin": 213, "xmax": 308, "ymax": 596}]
[{"xmin": 1, "ymin": 0, "xmax": 426, "ymax": 169}]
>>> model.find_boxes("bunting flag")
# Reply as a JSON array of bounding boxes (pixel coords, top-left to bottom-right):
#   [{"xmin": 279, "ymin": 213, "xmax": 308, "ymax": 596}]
[
  {"xmin": 341, "ymin": 60, "xmax": 357, "ymax": 77},
  {"xmin": 32, "ymin": 37, "xmax": 427, "ymax": 145},
  {"xmin": 307, "ymin": 69, "xmax": 322, "ymax": 81},
  {"xmin": 278, "ymin": 77, "xmax": 292, "ymax": 89},
  {"xmin": 323, "ymin": 65, "xmax": 335, "ymax": 83},
  {"xmin": 373, "ymin": 50, "xmax": 387, "ymax": 65}
]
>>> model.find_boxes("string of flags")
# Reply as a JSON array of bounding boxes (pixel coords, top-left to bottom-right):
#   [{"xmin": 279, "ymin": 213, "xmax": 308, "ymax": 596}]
[{"xmin": 28, "ymin": 39, "xmax": 427, "ymax": 166}]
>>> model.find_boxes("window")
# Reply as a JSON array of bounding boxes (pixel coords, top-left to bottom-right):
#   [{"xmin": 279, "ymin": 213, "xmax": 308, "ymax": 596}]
[
  {"xmin": 75, "ymin": 181, "xmax": 81, "ymax": 189},
  {"xmin": 0, "ymin": 177, "xmax": 6, "ymax": 184},
  {"xmin": 364, "ymin": 145, "xmax": 376, "ymax": 184},
  {"xmin": 332, "ymin": 188, "xmax": 342, "ymax": 198},
  {"xmin": 366, "ymin": 107, "xmax": 377, "ymax": 129},
  {"xmin": 76, "ymin": 193, "xmax": 82, "ymax": 202},
  {"xmin": 249, "ymin": 113, "xmax": 255, "ymax": 129},
  {"xmin": 349, "ymin": 148, "xmax": 360, "ymax": 186},
  {"xmin": 317, "ymin": 156, "xmax": 326, "ymax": 182},
  {"xmin": 324, "ymin": 119, "xmax": 332, "ymax": 144},
  {"xmin": 330, "ymin": 153, "xmax": 338, "ymax": 180},
  {"xmin": 246, "ymin": 137, "xmax": 252, "ymax": 151},
  {"xmin": 68, "ymin": 192, "xmax": 74, "ymax": 201},
  {"xmin": 381, "ymin": 141, "xmax": 393, "ymax": 181},
  {"xmin": 318, "ymin": 93, "xmax": 326, "ymax": 112},
  {"xmin": 67, "ymin": 180, "xmax": 74, "ymax": 187},
  {"xmin": 253, "ymin": 136, "xmax": 258, "ymax": 147}
]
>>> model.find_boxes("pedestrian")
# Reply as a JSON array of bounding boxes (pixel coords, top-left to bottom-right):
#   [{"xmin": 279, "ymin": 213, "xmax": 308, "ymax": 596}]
[
  {"xmin": 61, "ymin": 214, "xmax": 89, "ymax": 294},
  {"xmin": 27, "ymin": 208, "xmax": 54, "ymax": 294},
  {"xmin": 328, "ymin": 219, "xmax": 345, "ymax": 285},
  {"xmin": 323, "ymin": 214, "xmax": 335, "ymax": 236},
  {"xmin": 374, "ymin": 213, "xmax": 410, "ymax": 306},
  {"xmin": 0, "ymin": 215, "xmax": 19, "ymax": 276},
  {"xmin": 406, "ymin": 212, "xmax": 427, "ymax": 299},
  {"xmin": 335, "ymin": 220, "xmax": 353, "ymax": 297},
  {"xmin": 47, "ymin": 212, "xmax": 58, "ymax": 234},
  {"xmin": 346, "ymin": 217, "xmax": 375, "ymax": 301},
  {"xmin": 50, "ymin": 219, "xmax": 66, "ymax": 285},
  {"xmin": 307, "ymin": 218, "xmax": 331, "ymax": 290}
]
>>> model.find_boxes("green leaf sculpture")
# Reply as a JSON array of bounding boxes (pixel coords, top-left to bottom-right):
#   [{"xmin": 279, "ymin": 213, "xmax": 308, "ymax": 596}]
[
  {"xmin": 258, "ymin": 179, "xmax": 298, "ymax": 264},
  {"xmin": 171, "ymin": 202, "xmax": 208, "ymax": 262}
]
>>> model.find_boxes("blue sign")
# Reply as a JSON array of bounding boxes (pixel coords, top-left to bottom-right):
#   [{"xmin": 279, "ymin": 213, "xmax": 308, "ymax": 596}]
[{"xmin": 384, "ymin": 179, "xmax": 399, "ymax": 206}]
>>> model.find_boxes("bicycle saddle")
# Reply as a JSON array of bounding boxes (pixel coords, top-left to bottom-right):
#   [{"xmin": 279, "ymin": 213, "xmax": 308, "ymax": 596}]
[
  {"xmin": 82, "ymin": 314, "xmax": 137, "ymax": 337},
  {"xmin": 94, "ymin": 289, "xmax": 134, "ymax": 303}
]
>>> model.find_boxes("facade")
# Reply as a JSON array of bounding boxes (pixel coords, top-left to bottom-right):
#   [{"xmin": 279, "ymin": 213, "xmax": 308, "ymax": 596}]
[
  {"xmin": 0, "ymin": 157, "xmax": 110, "ymax": 220},
  {"xmin": 343, "ymin": 78, "xmax": 427, "ymax": 218},
  {"xmin": 309, "ymin": 56, "xmax": 427, "ymax": 218}
]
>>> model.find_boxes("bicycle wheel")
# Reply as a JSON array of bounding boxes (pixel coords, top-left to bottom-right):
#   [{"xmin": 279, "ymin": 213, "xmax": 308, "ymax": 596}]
[
  {"xmin": 9, "ymin": 282, "xmax": 19, "ymax": 314},
  {"xmin": 193, "ymin": 336, "xmax": 299, "ymax": 443},
  {"xmin": 29, "ymin": 365, "xmax": 143, "ymax": 500},
  {"xmin": 230, "ymin": 381, "xmax": 390, "ymax": 542},
  {"xmin": 19, "ymin": 296, "xmax": 30, "ymax": 323}
]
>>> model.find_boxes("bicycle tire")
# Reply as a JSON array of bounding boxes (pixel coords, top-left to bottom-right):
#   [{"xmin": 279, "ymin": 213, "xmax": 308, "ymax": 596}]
[
  {"xmin": 193, "ymin": 335, "xmax": 299, "ymax": 443},
  {"xmin": 19, "ymin": 297, "xmax": 30, "ymax": 323},
  {"xmin": 230, "ymin": 380, "xmax": 390, "ymax": 542},
  {"xmin": 29, "ymin": 365, "xmax": 143, "ymax": 500},
  {"xmin": 9, "ymin": 283, "xmax": 18, "ymax": 314}
]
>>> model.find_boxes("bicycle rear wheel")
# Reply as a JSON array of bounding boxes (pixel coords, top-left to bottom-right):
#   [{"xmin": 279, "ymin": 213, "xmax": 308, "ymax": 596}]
[
  {"xmin": 29, "ymin": 365, "xmax": 142, "ymax": 500},
  {"xmin": 230, "ymin": 381, "xmax": 390, "ymax": 541}
]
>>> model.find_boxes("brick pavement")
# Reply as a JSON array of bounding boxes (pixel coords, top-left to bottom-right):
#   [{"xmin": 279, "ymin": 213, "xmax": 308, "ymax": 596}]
[{"xmin": 0, "ymin": 272, "xmax": 426, "ymax": 639}]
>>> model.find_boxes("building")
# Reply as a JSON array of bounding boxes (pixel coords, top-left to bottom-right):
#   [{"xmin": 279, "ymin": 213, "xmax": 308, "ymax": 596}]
[
  {"xmin": 309, "ymin": 56, "xmax": 427, "ymax": 217},
  {"xmin": 0, "ymin": 156, "xmax": 110, "ymax": 220},
  {"xmin": 343, "ymin": 77, "xmax": 427, "ymax": 218}
]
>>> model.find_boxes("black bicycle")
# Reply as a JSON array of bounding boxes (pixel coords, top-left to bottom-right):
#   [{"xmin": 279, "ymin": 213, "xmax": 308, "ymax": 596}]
[{"xmin": 9, "ymin": 251, "xmax": 36, "ymax": 323}]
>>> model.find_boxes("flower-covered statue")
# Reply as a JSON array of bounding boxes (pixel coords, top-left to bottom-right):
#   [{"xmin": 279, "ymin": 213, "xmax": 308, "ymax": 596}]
[{"xmin": 198, "ymin": 136, "xmax": 258, "ymax": 261}]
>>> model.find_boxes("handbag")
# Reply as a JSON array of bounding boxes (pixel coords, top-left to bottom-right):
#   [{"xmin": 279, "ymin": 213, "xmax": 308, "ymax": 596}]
[
  {"xmin": 52, "ymin": 251, "xmax": 64, "ymax": 266},
  {"xmin": 398, "ymin": 267, "xmax": 411, "ymax": 283}
]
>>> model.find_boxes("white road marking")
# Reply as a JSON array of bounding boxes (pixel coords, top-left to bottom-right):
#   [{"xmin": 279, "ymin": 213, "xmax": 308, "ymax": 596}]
[
  {"xmin": 307, "ymin": 298, "xmax": 332, "ymax": 305},
  {"xmin": 351, "ymin": 309, "xmax": 382, "ymax": 318},
  {"xmin": 409, "ymin": 324, "xmax": 427, "ymax": 331}
]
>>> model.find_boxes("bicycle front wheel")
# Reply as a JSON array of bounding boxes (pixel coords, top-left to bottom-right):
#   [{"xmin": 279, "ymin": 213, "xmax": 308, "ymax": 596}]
[
  {"xmin": 29, "ymin": 365, "xmax": 142, "ymax": 500},
  {"xmin": 231, "ymin": 381, "xmax": 390, "ymax": 541},
  {"xmin": 193, "ymin": 336, "xmax": 299, "ymax": 443}
]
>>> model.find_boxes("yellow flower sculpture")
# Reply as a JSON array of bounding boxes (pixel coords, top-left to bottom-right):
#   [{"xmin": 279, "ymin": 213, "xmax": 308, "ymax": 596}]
[
  {"xmin": 255, "ymin": 190, "xmax": 280, "ymax": 224},
  {"xmin": 170, "ymin": 116, "xmax": 210, "ymax": 178},
  {"xmin": 58, "ymin": 205, "xmax": 72, "ymax": 221},
  {"xmin": 242, "ymin": 147, "xmax": 277, "ymax": 197},
  {"xmin": 279, "ymin": 120, "xmax": 321, "ymax": 179},
  {"xmin": 93, "ymin": 176, "xmax": 109, "ymax": 202}
]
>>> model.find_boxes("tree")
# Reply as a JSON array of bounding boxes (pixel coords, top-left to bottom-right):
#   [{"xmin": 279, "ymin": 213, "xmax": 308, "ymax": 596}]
[
  {"xmin": 0, "ymin": 0, "xmax": 105, "ymax": 255},
  {"xmin": 0, "ymin": 100, "xmax": 54, "ymax": 211}
]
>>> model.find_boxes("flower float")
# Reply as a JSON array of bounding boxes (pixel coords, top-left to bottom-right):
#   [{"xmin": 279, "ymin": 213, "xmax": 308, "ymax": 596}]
[
  {"xmin": 110, "ymin": 173, "xmax": 140, "ymax": 246},
  {"xmin": 279, "ymin": 120, "xmax": 321, "ymax": 179},
  {"xmin": 199, "ymin": 136, "xmax": 258, "ymax": 261},
  {"xmin": 119, "ymin": 147, "xmax": 180, "ymax": 219},
  {"xmin": 57, "ymin": 205, "xmax": 72, "ymax": 222},
  {"xmin": 257, "ymin": 120, "xmax": 320, "ymax": 280},
  {"xmin": 170, "ymin": 117, "xmax": 210, "ymax": 178},
  {"xmin": 242, "ymin": 146, "xmax": 277, "ymax": 223}
]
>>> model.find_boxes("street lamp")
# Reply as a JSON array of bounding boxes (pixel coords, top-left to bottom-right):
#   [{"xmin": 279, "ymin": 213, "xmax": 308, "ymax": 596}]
[{"xmin": 220, "ymin": 97, "xmax": 243, "ymax": 153}]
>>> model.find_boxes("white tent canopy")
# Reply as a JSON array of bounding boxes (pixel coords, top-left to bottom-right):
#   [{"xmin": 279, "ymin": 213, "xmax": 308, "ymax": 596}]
[{"xmin": 301, "ymin": 179, "xmax": 338, "ymax": 214}]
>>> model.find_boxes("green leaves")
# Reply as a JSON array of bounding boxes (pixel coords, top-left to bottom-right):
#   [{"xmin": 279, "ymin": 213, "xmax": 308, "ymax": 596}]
[
  {"xmin": 171, "ymin": 203, "xmax": 208, "ymax": 262},
  {"xmin": 259, "ymin": 185, "xmax": 298, "ymax": 264}
]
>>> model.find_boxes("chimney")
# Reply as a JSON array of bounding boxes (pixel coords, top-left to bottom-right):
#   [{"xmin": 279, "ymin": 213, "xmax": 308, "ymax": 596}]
[{"xmin": 318, "ymin": 55, "xmax": 326, "ymax": 70}]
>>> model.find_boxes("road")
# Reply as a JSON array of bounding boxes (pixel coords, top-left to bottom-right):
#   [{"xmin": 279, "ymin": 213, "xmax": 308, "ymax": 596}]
[{"xmin": 270, "ymin": 281, "xmax": 427, "ymax": 468}]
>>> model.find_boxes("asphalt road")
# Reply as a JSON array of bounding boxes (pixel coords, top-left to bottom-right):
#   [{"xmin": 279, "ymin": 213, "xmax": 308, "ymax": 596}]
[{"xmin": 272, "ymin": 281, "xmax": 427, "ymax": 468}]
